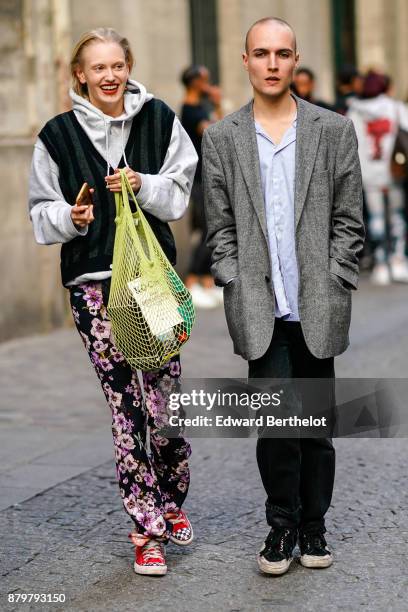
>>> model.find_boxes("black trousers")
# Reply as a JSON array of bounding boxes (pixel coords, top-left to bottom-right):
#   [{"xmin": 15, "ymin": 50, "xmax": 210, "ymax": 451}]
[{"xmin": 248, "ymin": 319, "xmax": 335, "ymax": 534}]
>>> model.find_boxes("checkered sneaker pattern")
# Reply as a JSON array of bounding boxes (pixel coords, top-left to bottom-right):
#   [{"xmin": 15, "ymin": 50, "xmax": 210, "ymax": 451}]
[{"xmin": 168, "ymin": 509, "xmax": 194, "ymax": 546}]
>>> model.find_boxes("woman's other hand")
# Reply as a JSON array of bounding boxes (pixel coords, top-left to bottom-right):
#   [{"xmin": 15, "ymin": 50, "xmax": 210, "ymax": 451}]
[
  {"xmin": 105, "ymin": 167, "xmax": 142, "ymax": 193},
  {"xmin": 71, "ymin": 188, "xmax": 95, "ymax": 228}
]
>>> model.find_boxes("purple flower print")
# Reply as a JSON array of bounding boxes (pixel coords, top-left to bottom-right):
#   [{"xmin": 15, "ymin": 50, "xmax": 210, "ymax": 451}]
[
  {"xmin": 120, "ymin": 433, "xmax": 135, "ymax": 451},
  {"xmin": 169, "ymin": 360, "xmax": 181, "ymax": 377},
  {"xmin": 144, "ymin": 472, "xmax": 155, "ymax": 487},
  {"xmin": 123, "ymin": 418, "xmax": 134, "ymax": 434},
  {"xmin": 124, "ymin": 494, "xmax": 139, "ymax": 515},
  {"xmin": 163, "ymin": 501, "xmax": 178, "ymax": 514},
  {"xmin": 90, "ymin": 317, "xmax": 111, "ymax": 341},
  {"xmin": 177, "ymin": 480, "xmax": 188, "ymax": 493},
  {"xmin": 151, "ymin": 434, "xmax": 170, "ymax": 448},
  {"xmin": 108, "ymin": 391, "xmax": 122, "ymax": 409},
  {"xmin": 130, "ymin": 483, "xmax": 141, "ymax": 497},
  {"xmin": 84, "ymin": 286, "xmax": 103, "ymax": 310},
  {"xmin": 91, "ymin": 352, "xmax": 103, "ymax": 369},
  {"xmin": 149, "ymin": 515, "xmax": 166, "ymax": 536},
  {"xmin": 159, "ymin": 374, "xmax": 176, "ymax": 395},
  {"xmin": 112, "ymin": 423, "xmax": 123, "ymax": 440},
  {"xmin": 123, "ymin": 454, "xmax": 138, "ymax": 472},
  {"xmin": 69, "ymin": 282, "xmax": 191, "ymax": 542},
  {"xmin": 110, "ymin": 346, "xmax": 125, "ymax": 362},
  {"xmin": 176, "ymin": 459, "xmax": 189, "ymax": 476},
  {"xmin": 146, "ymin": 389, "xmax": 167, "ymax": 417},
  {"xmin": 93, "ymin": 340, "xmax": 108, "ymax": 353},
  {"xmin": 72, "ymin": 306, "xmax": 80, "ymax": 324},
  {"xmin": 99, "ymin": 357, "xmax": 114, "ymax": 372},
  {"xmin": 114, "ymin": 413, "xmax": 127, "ymax": 429}
]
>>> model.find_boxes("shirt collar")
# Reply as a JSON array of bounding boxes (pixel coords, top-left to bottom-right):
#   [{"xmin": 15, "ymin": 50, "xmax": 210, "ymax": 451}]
[{"xmin": 255, "ymin": 115, "xmax": 297, "ymax": 151}]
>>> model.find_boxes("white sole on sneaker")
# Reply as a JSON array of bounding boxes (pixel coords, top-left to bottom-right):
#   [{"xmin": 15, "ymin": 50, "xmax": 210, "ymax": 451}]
[
  {"xmin": 133, "ymin": 561, "xmax": 167, "ymax": 576},
  {"xmin": 300, "ymin": 554, "xmax": 333, "ymax": 568},
  {"xmin": 257, "ymin": 554, "xmax": 293, "ymax": 575},
  {"xmin": 169, "ymin": 525, "xmax": 194, "ymax": 546}
]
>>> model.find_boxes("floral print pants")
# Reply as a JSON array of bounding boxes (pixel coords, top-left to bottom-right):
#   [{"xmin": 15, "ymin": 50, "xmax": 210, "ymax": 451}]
[{"xmin": 69, "ymin": 281, "xmax": 191, "ymax": 543}]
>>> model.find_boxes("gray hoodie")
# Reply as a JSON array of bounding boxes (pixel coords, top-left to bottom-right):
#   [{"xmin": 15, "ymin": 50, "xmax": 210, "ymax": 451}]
[
  {"xmin": 347, "ymin": 94, "xmax": 408, "ymax": 188},
  {"xmin": 28, "ymin": 79, "xmax": 198, "ymax": 284}
]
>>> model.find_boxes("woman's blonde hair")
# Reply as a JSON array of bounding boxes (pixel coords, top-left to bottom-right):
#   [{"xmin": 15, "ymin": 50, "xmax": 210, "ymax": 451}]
[{"xmin": 70, "ymin": 27, "xmax": 134, "ymax": 98}]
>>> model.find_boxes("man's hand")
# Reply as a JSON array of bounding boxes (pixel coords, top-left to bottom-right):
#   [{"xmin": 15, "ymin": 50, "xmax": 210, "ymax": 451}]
[
  {"xmin": 71, "ymin": 188, "xmax": 95, "ymax": 228},
  {"xmin": 105, "ymin": 167, "xmax": 142, "ymax": 193}
]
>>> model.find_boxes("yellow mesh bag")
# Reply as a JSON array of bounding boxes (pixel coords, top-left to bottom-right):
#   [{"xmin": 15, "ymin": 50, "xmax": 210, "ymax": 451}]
[{"xmin": 107, "ymin": 169, "xmax": 195, "ymax": 371}]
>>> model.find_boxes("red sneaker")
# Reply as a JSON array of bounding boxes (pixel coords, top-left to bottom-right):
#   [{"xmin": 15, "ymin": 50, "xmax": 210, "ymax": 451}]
[
  {"xmin": 167, "ymin": 509, "xmax": 194, "ymax": 546},
  {"xmin": 133, "ymin": 540, "xmax": 167, "ymax": 576}
]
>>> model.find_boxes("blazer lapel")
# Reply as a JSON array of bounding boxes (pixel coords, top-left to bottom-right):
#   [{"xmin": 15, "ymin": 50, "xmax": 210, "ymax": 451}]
[
  {"xmin": 294, "ymin": 97, "xmax": 322, "ymax": 228},
  {"xmin": 231, "ymin": 102, "xmax": 268, "ymax": 241}
]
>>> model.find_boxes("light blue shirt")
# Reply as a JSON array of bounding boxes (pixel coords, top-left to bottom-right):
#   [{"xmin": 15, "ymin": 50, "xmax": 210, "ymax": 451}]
[{"xmin": 255, "ymin": 115, "xmax": 300, "ymax": 321}]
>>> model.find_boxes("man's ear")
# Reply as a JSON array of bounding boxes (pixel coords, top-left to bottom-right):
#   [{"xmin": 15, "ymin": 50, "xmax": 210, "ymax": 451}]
[
  {"xmin": 242, "ymin": 53, "xmax": 249, "ymax": 72},
  {"xmin": 294, "ymin": 53, "xmax": 300, "ymax": 69}
]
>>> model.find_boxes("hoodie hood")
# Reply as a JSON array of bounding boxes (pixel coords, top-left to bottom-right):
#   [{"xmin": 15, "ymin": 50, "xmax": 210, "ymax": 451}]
[
  {"xmin": 69, "ymin": 79, "xmax": 154, "ymax": 174},
  {"xmin": 347, "ymin": 94, "xmax": 398, "ymax": 121}
]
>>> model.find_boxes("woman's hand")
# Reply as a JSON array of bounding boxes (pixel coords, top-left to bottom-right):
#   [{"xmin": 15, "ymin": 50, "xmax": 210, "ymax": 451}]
[
  {"xmin": 71, "ymin": 188, "xmax": 95, "ymax": 228},
  {"xmin": 105, "ymin": 167, "xmax": 142, "ymax": 193}
]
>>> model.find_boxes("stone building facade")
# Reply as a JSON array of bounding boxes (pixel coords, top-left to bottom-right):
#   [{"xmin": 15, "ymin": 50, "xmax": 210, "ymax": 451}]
[{"xmin": 0, "ymin": 0, "xmax": 407, "ymax": 341}]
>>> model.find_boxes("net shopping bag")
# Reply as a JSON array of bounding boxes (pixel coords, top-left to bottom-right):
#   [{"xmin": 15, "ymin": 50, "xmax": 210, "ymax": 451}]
[{"xmin": 107, "ymin": 169, "xmax": 195, "ymax": 371}]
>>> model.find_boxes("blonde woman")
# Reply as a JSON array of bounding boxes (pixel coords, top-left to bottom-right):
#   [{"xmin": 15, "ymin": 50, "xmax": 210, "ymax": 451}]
[{"xmin": 28, "ymin": 28, "xmax": 198, "ymax": 576}]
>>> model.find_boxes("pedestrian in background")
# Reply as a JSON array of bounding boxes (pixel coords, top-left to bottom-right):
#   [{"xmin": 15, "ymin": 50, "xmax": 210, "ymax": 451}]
[
  {"xmin": 180, "ymin": 65, "xmax": 224, "ymax": 309},
  {"xmin": 348, "ymin": 70, "xmax": 408, "ymax": 284},
  {"xmin": 28, "ymin": 27, "xmax": 197, "ymax": 576},
  {"xmin": 292, "ymin": 66, "xmax": 334, "ymax": 110},
  {"xmin": 203, "ymin": 16, "xmax": 364, "ymax": 576},
  {"xmin": 334, "ymin": 64, "xmax": 364, "ymax": 115}
]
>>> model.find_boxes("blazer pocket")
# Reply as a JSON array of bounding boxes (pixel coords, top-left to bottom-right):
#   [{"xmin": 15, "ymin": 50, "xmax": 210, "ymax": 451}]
[{"xmin": 329, "ymin": 271, "xmax": 351, "ymax": 293}]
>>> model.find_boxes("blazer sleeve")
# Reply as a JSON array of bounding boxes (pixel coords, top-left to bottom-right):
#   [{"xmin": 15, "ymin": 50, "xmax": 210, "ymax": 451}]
[
  {"xmin": 202, "ymin": 129, "xmax": 239, "ymax": 286},
  {"xmin": 330, "ymin": 118, "xmax": 365, "ymax": 289}
]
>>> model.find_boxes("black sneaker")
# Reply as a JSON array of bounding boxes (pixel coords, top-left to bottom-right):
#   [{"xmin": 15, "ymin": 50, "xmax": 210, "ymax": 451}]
[
  {"xmin": 257, "ymin": 527, "xmax": 297, "ymax": 575},
  {"xmin": 299, "ymin": 531, "xmax": 333, "ymax": 568}
]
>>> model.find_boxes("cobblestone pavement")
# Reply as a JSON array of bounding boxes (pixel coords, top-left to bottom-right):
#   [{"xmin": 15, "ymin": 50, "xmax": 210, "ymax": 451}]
[{"xmin": 1, "ymin": 278, "xmax": 407, "ymax": 612}]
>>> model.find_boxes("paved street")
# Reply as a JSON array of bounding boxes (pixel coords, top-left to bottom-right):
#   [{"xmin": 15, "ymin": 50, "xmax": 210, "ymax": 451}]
[{"xmin": 1, "ymin": 277, "xmax": 407, "ymax": 611}]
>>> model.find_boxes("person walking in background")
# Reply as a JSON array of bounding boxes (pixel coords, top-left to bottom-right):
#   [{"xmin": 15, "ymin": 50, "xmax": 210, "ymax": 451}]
[
  {"xmin": 348, "ymin": 70, "xmax": 408, "ymax": 284},
  {"xmin": 203, "ymin": 16, "xmax": 364, "ymax": 576},
  {"xmin": 180, "ymin": 65, "xmax": 224, "ymax": 309},
  {"xmin": 334, "ymin": 64, "xmax": 363, "ymax": 115},
  {"xmin": 28, "ymin": 27, "xmax": 197, "ymax": 576},
  {"xmin": 292, "ymin": 66, "xmax": 334, "ymax": 110}
]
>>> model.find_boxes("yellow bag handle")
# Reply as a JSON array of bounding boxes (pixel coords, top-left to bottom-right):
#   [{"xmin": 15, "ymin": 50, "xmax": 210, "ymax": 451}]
[{"xmin": 114, "ymin": 169, "xmax": 156, "ymax": 268}]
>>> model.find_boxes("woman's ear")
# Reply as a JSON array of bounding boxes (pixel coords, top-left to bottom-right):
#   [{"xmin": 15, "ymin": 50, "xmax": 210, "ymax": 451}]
[{"xmin": 76, "ymin": 67, "xmax": 86, "ymax": 85}]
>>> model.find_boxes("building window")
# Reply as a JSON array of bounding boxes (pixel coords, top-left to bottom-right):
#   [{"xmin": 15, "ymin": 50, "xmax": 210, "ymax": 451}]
[
  {"xmin": 189, "ymin": 0, "xmax": 219, "ymax": 83},
  {"xmin": 332, "ymin": 0, "xmax": 356, "ymax": 73}
]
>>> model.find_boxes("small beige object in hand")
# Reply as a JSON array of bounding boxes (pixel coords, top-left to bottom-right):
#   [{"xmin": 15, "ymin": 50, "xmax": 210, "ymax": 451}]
[{"xmin": 71, "ymin": 182, "xmax": 95, "ymax": 228}]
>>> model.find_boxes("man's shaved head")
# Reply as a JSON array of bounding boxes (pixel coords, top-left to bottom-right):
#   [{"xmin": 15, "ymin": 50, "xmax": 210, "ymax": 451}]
[{"xmin": 245, "ymin": 17, "xmax": 297, "ymax": 54}]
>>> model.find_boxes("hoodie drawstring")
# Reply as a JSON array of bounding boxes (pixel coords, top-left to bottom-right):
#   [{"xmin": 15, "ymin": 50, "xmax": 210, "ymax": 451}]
[
  {"xmin": 121, "ymin": 120, "xmax": 129, "ymax": 168},
  {"xmin": 104, "ymin": 117, "xmax": 111, "ymax": 176},
  {"xmin": 104, "ymin": 118, "xmax": 129, "ymax": 175}
]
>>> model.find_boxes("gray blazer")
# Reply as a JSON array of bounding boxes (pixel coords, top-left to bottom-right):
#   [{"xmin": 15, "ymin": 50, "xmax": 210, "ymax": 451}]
[{"xmin": 202, "ymin": 95, "xmax": 365, "ymax": 361}]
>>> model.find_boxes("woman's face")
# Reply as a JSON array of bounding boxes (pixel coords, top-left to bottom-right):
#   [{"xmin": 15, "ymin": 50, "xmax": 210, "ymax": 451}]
[{"xmin": 76, "ymin": 41, "xmax": 130, "ymax": 114}]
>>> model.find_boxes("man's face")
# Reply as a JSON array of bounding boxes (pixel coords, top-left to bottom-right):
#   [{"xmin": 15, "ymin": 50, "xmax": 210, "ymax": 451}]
[
  {"xmin": 243, "ymin": 22, "xmax": 299, "ymax": 100},
  {"xmin": 294, "ymin": 72, "xmax": 314, "ymax": 99}
]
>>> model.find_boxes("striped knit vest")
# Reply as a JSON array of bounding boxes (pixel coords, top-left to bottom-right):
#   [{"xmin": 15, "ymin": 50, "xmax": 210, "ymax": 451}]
[{"xmin": 38, "ymin": 99, "xmax": 176, "ymax": 286}]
